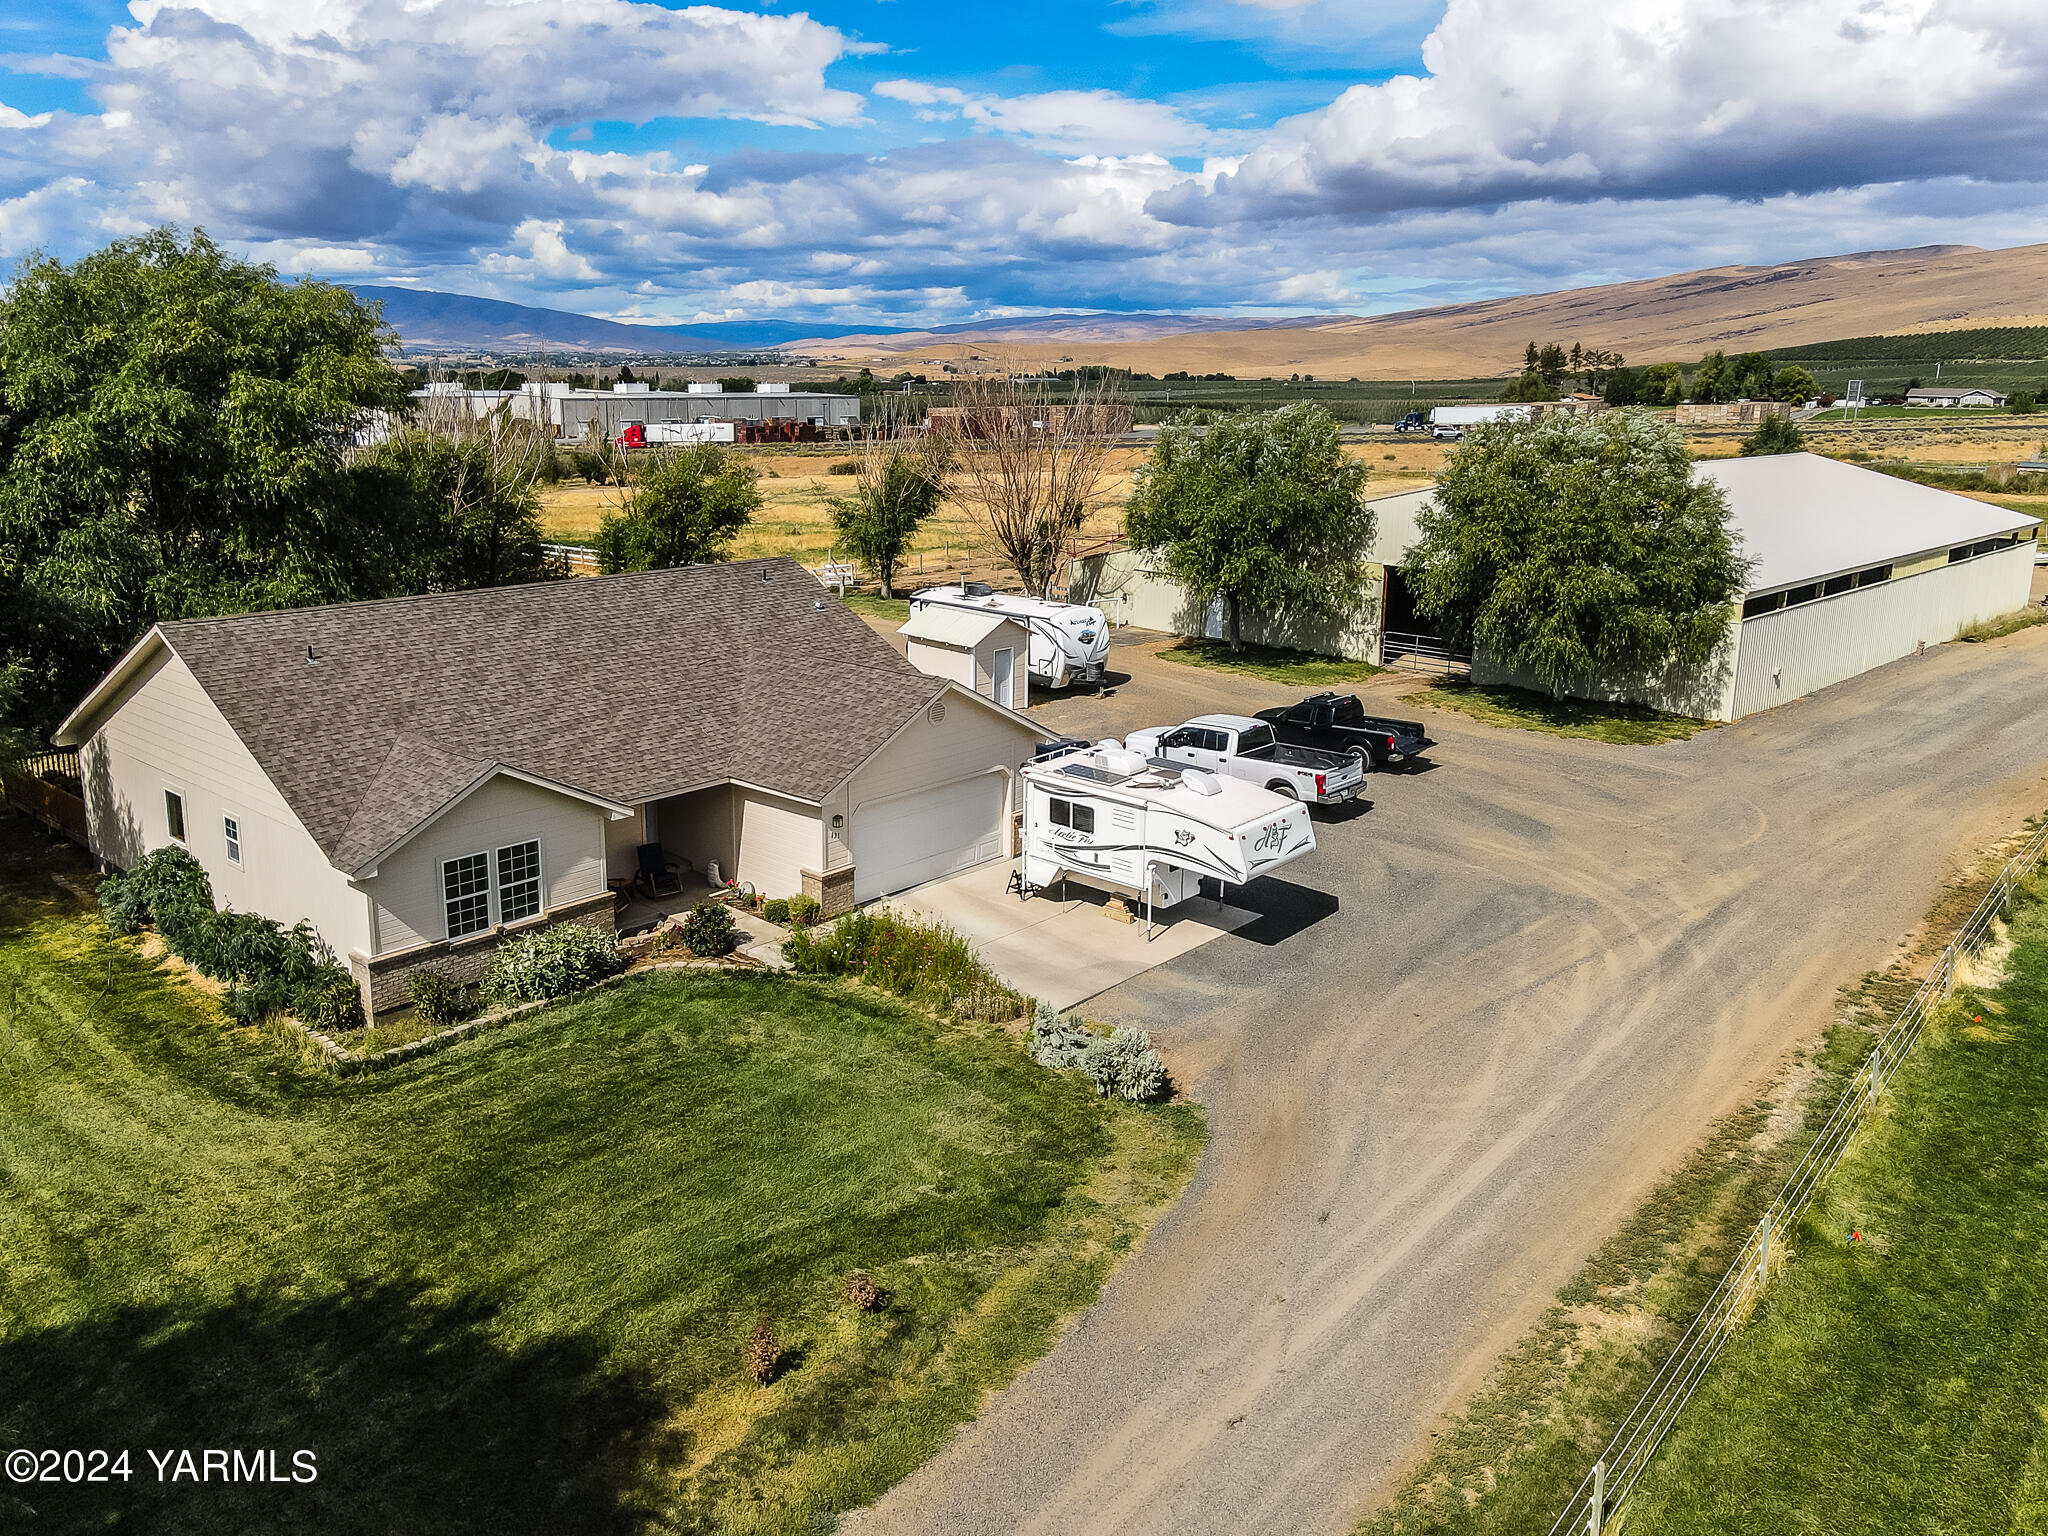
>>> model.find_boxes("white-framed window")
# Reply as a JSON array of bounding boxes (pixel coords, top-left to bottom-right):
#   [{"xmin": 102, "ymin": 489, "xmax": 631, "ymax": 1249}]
[
  {"xmin": 164, "ymin": 789, "xmax": 186, "ymax": 843},
  {"xmin": 223, "ymin": 815, "xmax": 242, "ymax": 866},
  {"xmin": 443, "ymin": 851, "xmax": 492, "ymax": 939},
  {"xmin": 496, "ymin": 840, "xmax": 543, "ymax": 924}
]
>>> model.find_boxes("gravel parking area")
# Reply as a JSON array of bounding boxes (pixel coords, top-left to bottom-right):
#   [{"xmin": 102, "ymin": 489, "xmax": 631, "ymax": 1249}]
[{"xmin": 851, "ymin": 618, "xmax": 2048, "ymax": 1536}]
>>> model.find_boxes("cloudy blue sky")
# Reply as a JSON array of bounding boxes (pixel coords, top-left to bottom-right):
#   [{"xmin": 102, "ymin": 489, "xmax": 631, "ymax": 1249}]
[{"xmin": 1, "ymin": 0, "xmax": 2043, "ymax": 327}]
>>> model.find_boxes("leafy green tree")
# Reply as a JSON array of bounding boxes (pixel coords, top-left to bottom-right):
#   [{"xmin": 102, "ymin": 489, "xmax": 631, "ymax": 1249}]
[
  {"xmin": 1536, "ymin": 343, "xmax": 1568, "ymax": 387},
  {"xmin": 829, "ymin": 440, "xmax": 949, "ymax": 599},
  {"xmin": 1500, "ymin": 371, "xmax": 1560, "ymax": 403},
  {"xmin": 1405, "ymin": 412, "xmax": 1749, "ymax": 698},
  {"xmin": 1123, "ymin": 403, "xmax": 1374, "ymax": 652},
  {"xmin": 349, "ymin": 430, "xmax": 567, "ymax": 590},
  {"xmin": 2011, "ymin": 390, "xmax": 2037, "ymax": 414},
  {"xmin": 593, "ymin": 443, "xmax": 759, "ymax": 572},
  {"xmin": 1691, "ymin": 351, "xmax": 1733, "ymax": 403},
  {"xmin": 0, "ymin": 227, "xmax": 410, "ymax": 738},
  {"xmin": 1730, "ymin": 352, "xmax": 1775, "ymax": 398},
  {"xmin": 1739, "ymin": 414, "xmax": 1807, "ymax": 456},
  {"xmin": 715, "ymin": 376, "xmax": 758, "ymax": 393},
  {"xmin": 1770, "ymin": 365, "xmax": 1818, "ymax": 403},
  {"xmin": 1639, "ymin": 362, "xmax": 1684, "ymax": 407},
  {"xmin": 1601, "ymin": 366, "xmax": 1642, "ymax": 406}
]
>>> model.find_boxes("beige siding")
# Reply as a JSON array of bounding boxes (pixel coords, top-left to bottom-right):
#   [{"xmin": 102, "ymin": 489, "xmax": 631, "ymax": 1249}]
[
  {"xmin": 76, "ymin": 647, "xmax": 370, "ymax": 959},
  {"xmin": 605, "ymin": 805, "xmax": 650, "ymax": 881},
  {"xmin": 360, "ymin": 775, "xmax": 608, "ymax": 955},
  {"xmin": 826, "ymin": 690, "xmax": 1043, "ymax": 880},
  {"xmin": 905, "ymin": 640, "xmax": 977, "ymax": 692},
  {"xmin": 736, "ymin": 790, "xmax": 824, "ymax": 897},
  {"xmin": 648, "ymin": 784, "xmax": 735, "ymax": 884}
]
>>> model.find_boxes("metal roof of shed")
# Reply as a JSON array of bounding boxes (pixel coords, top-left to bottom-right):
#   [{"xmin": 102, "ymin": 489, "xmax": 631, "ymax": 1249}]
[{"xmin": 1696, "ymin": 453, "xmax": 2040, "ymax": 595}]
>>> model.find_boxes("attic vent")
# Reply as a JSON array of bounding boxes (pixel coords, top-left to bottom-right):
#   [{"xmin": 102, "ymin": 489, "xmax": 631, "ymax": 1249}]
[
  {"xmin": 926, "ymin": 701, "xmax": 946, "ymax": 725},
  {"xmin": 305, "ymin": 645, "xmax": 321, "ymax": 666}
]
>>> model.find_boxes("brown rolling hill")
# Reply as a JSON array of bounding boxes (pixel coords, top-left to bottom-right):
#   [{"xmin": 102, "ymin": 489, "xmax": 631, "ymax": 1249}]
[{"xmin": 788, "ymin": 242, "xmax": 2048, "ymax": 380}]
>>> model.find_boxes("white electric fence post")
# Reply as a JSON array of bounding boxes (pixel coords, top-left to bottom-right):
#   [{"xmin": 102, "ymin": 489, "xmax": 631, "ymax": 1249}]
[{"xmin": 1586, "ymin": 1459, "xmax": 1605, "ymax": 1536}]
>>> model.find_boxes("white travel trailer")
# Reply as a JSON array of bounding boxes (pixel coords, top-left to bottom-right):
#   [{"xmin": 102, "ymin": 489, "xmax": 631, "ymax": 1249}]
[
  {"xmin": 909, "ymin": 583, "xmax": 1110, "ymax": 689},
  {"xmin": 1019, "ymin": 742, "xmax": 1316, "ymax": 933}
]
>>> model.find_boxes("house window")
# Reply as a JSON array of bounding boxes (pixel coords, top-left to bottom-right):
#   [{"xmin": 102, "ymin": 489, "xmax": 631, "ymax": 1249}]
[
  {"xmin": 164, "ymin": 790, "xmax": 186, "ymax": 842},
  {"xmin": 443, "ymin": 852, "xmax": 492, "ymax": 939},
  {"xmin": 223, "ymin": 815, "xmax": 242, "ymax": 865},
  {"xmin": 496, "ymin": 840, "xmax": 543, "ymax": 923}
]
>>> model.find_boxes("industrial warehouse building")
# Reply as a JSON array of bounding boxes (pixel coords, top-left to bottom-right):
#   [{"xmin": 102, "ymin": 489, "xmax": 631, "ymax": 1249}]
[
  {"xmin": 1473, "ymin": 453, "xmax": 2041, "ymax": 720},
  {"xmin": 415, "ymin": 380, "xmax": 862, "ymax": 437},
  {"xmin": 1074, "ymin": 455, "xmax": 2040, "ymax": 723}
]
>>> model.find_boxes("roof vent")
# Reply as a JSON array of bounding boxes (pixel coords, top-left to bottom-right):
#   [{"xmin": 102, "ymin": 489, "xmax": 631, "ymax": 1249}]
[
  {"xmin": 762, "ymin": 568, "xmax": 772, "ymax": 582},
  {"xmin": 306, "ymin": 645, "xmax": 321, "ymax": 666},
  {"xmin": 813, "ymin": 598, "xmax": 825, "ymax": 610}
]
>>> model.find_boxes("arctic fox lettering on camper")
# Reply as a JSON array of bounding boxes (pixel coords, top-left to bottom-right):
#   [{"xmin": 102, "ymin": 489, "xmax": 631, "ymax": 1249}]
[
  {"xmin": 909, "ymin": 583, "xmax": 1109, "ymax": 689},
  {"xmin": 1018, "ymin": 742, "xmax": 1316, "ymax": 933}
]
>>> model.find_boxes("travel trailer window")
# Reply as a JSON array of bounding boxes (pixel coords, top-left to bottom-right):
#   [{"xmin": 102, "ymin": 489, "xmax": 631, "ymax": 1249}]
[{"xmin": 1048, "ymin": 797, "xmax": 1095, "ymax": 833}]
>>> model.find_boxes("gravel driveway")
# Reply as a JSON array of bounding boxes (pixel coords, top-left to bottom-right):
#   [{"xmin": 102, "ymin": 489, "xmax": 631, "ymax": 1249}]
[{"xmin": 848, "ymin": 621, "xmax": 2048, "ymax": 1536}]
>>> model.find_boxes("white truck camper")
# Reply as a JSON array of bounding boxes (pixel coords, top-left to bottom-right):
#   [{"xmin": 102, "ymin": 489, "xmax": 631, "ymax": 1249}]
[
  {"xmin": 1018, "ymin": 742, "xmax": 1317, "ymax": 936},
  {"xmin": 909, "ymin": 583, "xmax": 1110, "ymax": 689}
]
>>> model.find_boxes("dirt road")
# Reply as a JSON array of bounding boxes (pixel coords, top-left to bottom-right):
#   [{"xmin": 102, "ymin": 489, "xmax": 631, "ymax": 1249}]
[{"xmin": 849, "ymin": 622, "xmax": 2048, "ymax": 1536}]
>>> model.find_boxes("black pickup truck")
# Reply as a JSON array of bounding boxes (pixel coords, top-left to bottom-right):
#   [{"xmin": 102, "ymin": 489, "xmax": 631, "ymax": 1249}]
[{"xmin": 1255, "ymin": 692, "xmax": 1434, "ymax": 769}]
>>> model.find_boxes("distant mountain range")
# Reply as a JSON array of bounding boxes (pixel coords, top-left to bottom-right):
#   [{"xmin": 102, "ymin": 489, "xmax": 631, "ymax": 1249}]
[{"xmin": 352, "ymin": 241, "xmax": 2048, "ymax": 377}]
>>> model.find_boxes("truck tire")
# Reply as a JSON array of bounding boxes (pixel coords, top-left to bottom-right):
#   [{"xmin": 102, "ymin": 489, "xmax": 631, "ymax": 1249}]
[
  {"xmin": 1265, "ymin": 780, "xmax": 1299, "ymax": 799},
  {"xmin": 1347, "ymin": 745, "xmax": 1372, "ymax": 772}
]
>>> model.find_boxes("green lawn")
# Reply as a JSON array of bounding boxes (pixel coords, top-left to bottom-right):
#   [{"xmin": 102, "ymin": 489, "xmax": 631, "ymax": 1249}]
[
  {"xmin": 1618, "ymin": 872, "xmax": 2048, "ymax": 1533},
  {"xmin": 838, "ymin": 592, "xmax": 911, "ymax": 623},
  {"xmin": 1411, "ymin": 680, "xmax": 1715, "ymax": 745},
  {"xmin": 0, "ymin": 829, "xmax": 1202, "ymax": 1535},
  {"xmin": 1155, "ymin": 637, "xmax": 1382, "ymax": 687}
]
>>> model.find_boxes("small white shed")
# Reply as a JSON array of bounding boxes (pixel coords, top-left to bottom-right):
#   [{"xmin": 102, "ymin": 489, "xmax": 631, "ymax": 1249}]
[{"xmin": 900, "ymin": 606, "xmax": 1029, "ymax": 710}]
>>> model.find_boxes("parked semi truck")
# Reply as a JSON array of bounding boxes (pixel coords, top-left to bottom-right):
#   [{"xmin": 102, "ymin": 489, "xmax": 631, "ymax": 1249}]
[{"xmin": 1428, "ymin": 404, "xmax": 1535, "ymax": 439}]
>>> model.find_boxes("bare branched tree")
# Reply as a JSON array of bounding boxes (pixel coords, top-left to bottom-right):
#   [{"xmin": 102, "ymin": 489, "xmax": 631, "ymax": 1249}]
[{"xmin": 934, "ymin": 366, "xmax": 1131, "ymax": 596}]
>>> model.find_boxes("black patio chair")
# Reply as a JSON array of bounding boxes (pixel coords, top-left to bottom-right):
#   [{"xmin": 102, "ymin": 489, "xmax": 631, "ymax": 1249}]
[{"xmin": 634, "ymin": 843, "xmax": 683, "ymax": 900}]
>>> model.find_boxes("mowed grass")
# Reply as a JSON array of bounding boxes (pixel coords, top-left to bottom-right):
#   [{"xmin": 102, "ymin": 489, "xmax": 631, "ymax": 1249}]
[
  {"xmin": 0, "ymin": 840, "xmax": 1202, "ymax": 1535},
  {"xmin": 1410, "ymin": 680, "xmax": 1716, "ymax": 745},
  {"xmin": 1156, "ymin": 638, "xmax": 1383, "ymax": 687},
  {"xmin": 1621, "ymin": 874, "xmax": 2048, "ymax": 1533}
]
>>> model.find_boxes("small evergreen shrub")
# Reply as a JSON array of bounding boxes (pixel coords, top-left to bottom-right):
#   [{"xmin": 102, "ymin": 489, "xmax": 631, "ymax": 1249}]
[
  {"xmin": 743, "ymin": 1316, "xmax": 783, "ymax": 1386},
  {"xmin": 680, "ymin": 901, "xmax": 739, "ymax": 958},
  {"xmin": 786, "ymin": 894, "xmax": 821, "ymax": 928},
  {"xmin": 481, "ymin": 923, "xmax": 625, "ymax": 1006},
  {"xmin": 409, "ymin": 973, "xmax": 474, "ymax": 1029},
  {"xmin": 1078, "ymin": 1027, "xmax": 1169, "ymax": 1103},
  {"xmin": 761, "ymin": 897, "xmax": 791, "ymax": 925}
]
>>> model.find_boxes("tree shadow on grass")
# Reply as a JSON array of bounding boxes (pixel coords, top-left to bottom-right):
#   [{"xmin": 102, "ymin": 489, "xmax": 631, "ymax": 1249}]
[{"xmin": 0, "ymin": 1280, "xmax": 682, "ymax": 1536}]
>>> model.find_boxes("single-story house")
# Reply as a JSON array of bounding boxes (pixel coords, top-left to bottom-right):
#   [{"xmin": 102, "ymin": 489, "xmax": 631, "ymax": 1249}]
[
  {"xmin": 900, "ymin": 607, "xmax": 1029, "ymax": 710},
  {"xmin": 1904, "ymin": 387, "xmax": 2007, "ymax": 408},
  {"xmin": 54, "ymin": 558, "xmax": 1047, "ymax": 1015},
  {"xmin": 1472, "ymin": 453, "xmax": 2043, "ymax": 719}
]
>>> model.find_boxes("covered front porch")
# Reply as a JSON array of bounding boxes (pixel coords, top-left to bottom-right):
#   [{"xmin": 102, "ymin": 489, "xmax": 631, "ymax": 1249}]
[{"xmin": 604, "ymin": 781, "xmax": 838, "ymax": 928}]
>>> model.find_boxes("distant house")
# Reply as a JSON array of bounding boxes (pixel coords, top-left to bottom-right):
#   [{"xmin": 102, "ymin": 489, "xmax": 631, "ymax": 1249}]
[
  {"xmin": 54, "ymin": 559, "xmax": 1044, "ymax": 1015},
  {"xmin": 1904, "ymin": 386, "xmax": 2007, "ymax": 408}
]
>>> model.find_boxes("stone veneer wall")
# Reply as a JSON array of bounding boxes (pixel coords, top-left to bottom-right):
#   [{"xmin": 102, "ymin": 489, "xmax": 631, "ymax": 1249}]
[
  {"xmin": 802, "ymin": 864, "xmax": 857, "ymax": 919},
  {"xmin": 352, "ymin": 891, "xmax": 618, "ymax": 1016}
]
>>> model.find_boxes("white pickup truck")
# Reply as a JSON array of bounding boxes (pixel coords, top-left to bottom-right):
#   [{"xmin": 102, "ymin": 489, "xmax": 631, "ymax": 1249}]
[{"xmin": 1125, "ymin": 713, "xmax": 1364, "ymax": 806}]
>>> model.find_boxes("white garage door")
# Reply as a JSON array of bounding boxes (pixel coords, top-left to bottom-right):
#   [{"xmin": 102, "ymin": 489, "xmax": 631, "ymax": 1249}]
[{"xmin": 852, "ymin": 774, "xmax": 1006, "ymax": 902}]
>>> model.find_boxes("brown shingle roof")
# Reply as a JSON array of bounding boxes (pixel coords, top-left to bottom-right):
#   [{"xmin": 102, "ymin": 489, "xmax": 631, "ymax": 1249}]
[{"xmin": 155, "ymin": 558, "xmax": 948, "ymax": 871}]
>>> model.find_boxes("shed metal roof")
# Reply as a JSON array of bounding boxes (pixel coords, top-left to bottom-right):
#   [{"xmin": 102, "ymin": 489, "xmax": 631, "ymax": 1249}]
[
  {"xmin": 899, "ymin": 606, "xmax": 1020, "ymax": 648},
  {"xmin": 1696, "ymin": 453, "xmax": 2040, "ymax": 594}
]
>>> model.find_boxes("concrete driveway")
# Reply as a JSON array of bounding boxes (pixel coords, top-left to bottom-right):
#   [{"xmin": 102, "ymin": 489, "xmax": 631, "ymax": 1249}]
[
  {"xmin": 887, "ymin": 859, "xmax": 1255, "ymax": 1011},
  {"xmin": 850, "ymin": 620, "xmax": 2048, "ymax": 1536}
]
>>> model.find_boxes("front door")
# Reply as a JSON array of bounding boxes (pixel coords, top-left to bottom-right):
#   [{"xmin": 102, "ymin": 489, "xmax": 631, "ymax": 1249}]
[{"xmin": 991, "ymin": 646, "xmax": 1014, "ymax": 706}]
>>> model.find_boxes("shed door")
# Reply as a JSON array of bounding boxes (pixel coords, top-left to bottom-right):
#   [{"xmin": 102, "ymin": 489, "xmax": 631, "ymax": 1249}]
[
  {"xmin": 991, "ymin": 647, "xmax": 1014, "ymax": 707},
  {"xmin": 852, "ymin": 774, "xmax": 1006, "ymax": 902}
]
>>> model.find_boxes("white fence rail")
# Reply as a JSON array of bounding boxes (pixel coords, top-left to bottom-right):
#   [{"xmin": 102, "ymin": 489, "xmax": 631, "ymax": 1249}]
[{"xmin": 1551, "ymin": 815, "xmax": 2048, "ymax": 1535}]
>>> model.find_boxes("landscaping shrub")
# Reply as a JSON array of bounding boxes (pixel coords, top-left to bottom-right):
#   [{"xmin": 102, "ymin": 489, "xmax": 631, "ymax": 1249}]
[
  {"xmin": 680, "ymin": 901, "xmax": 739, "ymax": 958},
  {"xmin": 786, "ymin": 893, "xmax": 821, "ymax": 928},
  {"xmin": 783, "ymin": 910, "xmax": 1026, "ymax": 1020},
  {"xmin": 761, "ymin": 897, "xmax": 791, "ymax": 925},
  {"xmin": 409, "ymin": 972, "xmax": 474, "ymax": 1029},
  {"xmin": 1030, "ymin": 1001, "xmax": 1095, "ymax": 1070},
  {"xmin": 481, "ymin": 922, "xmax": 626, "ymax": 1006},
  {"xmin": 743, "ymin": 1316, "xmax": 784, "ymax": 1386},
  {"xmin": 1078, "ymin": 1027, "xmax": 1169, "ymax": 1103},
  {"xmin": 100, "ymin": 849, "xmax": 363, "ymax": 1028}
]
